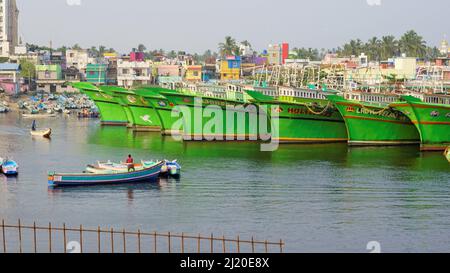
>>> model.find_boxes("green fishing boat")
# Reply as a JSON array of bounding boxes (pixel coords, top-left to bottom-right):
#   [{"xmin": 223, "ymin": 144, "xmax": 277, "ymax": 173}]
[
  {"xmin": 246, "ymin": 90, "xmax": 348, "ymax": 143},
  {"xmin": 160, "ymin": 90, "xmax": 267, "ymax": 141},
  {"xmin": 70, "ymin": 82, "xmax": 128, "ymax": 126},
  {"xmin": 134, "ymin": 87, "xmax": 184, "ymax": 136},
  {"xmin": 99, "ymin": 86, "xmax": 162, "ymax": 131},
  {"xmin": 390, "ymin": 95, "xmax": 450, "ymax": 151},
  {"xmin": 327, "ymin": 95, "xmax": 420, "ymax": 146}
]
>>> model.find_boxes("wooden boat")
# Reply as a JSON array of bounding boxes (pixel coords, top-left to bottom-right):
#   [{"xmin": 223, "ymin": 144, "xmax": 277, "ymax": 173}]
[
  {"xmin": 48, "ymin": 161, "xmax": 164, "ymax": 187},
  {"xmin": 0, "ymin": 158, "xmax": 19, "ymax": 176},
  {"xmin": 163, "ymin": 160, "xmax": 181, "ymax": 178},
  {"xmin": 22, "ymin": 113, "xmax": 57, "ymax": 118},
  {"xmin": 445, "ymin": 147, "xmax": 450, "ymax": 163},
  {"xmin": 30, "ymin": 128, "xmax": 52, "ymax": 138}
]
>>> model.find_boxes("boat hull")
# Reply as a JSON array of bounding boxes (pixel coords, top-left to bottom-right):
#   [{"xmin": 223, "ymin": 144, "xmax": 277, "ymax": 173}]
[
  {"xmin": 391, "ymin": 96, "xmax": 450, "ymax": 151},
  {"xmin": 71, "ymin": 83, "xmax": 128, "ymax": 126},
  {"xmin": 48, "ymin": 162, "xmax": 164, "ymax": 187},
  {"xmin": 161, "ymin": 92, "xmax": 266, "ymax": 141},
  {"xmin": 246, "ymin": 91, "xmax": 347, "ymax": 143},
  {"xmin": 31, "ymin": 128, "xmax": 52, "ymax": 138},
  {"xmin": 328, "ymin": 95, "xmax": 420, "ymax": 146}
]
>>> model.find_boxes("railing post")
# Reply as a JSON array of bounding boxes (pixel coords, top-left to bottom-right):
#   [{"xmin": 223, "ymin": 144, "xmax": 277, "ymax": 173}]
[
  {"xmin": 33, "ymin": 222, "xmax": 37, "ymax": 253},
  {"xmin": 210, "ymin": 233, "xmax": 214, "ymax": 253},
  {"xmin": 251, "ymin": 237, "xmax": 255, "ymax": 253},
  {"xmin": 181, "ymin": 233, "xmax": 184, "ymax": 254},
  {"xmin": 63, "ymin": 223, "xmax": 67, "ymax": 253},
  {"xmin": 110, "ymin": 228, "xmax": 114, "ymax": 254},
  {"xmin": 222, "ymin": 236, "xmax": 226, "ymax": 253},
  {"xmin": 153, "ymin": 231, "xmax": 157, "ymax": 253},
  {"xmin": 197, "ymin": 234, "xmax": 201, "ymax": 253},
  {"xmin": 1, "ymin": 219, "xmax": 5, "ymax": 253},
  {"xmin": 97, "ymin": 226, "xmax": 101, "ymax": 253},
  {"xmin": 122, "ymin": 229, "xmax": 126, "ymax": 253},
  {"xmin": 265, "ymin": 240, "xmax": 268, "ymax": 253},
  {"xmin": 18, "ymin": 219, "xmax": 22, "ymax": 254},
  {"xmin": 168, "ymin": 232, "xmax": 171, "ymax": 253},
  {"xmin": 48, "ymin": 222, "xmax": 52, "ymax": 253},
  {"xmin": 236, "ymin": 236, "xmax": 240, "ymax": 254},
  {"xmin": 280, "ymin": 239, "xmax": 283, "ymax": 253},
  {"xmin": 137, "ymin": 229, "xmax": 141, "ymax": 254},
  {"xmin": 79, "ymin": 225, "xmax": 83, "ymax": 254}
]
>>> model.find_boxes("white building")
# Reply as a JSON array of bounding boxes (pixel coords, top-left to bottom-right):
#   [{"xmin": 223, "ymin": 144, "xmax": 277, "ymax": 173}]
[
  {"xmin": 66, "ymin": 49, "xmax": 96, "ymax": 74},
  {"xmin": 117, "ymin": 59, "xmax": 152, "ymax": 88},
  {"xmin": 0, "ymin": 0, "xmax": 19, "ymax": 57}
]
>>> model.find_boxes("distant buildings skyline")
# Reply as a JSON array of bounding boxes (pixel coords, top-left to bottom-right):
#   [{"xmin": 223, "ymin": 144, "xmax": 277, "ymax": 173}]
[{"xmin": 0, "ymin": 0, "xmax": 19, "ymax": 57}]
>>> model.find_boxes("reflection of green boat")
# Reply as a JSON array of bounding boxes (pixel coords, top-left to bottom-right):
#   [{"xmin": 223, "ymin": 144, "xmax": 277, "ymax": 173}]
[
  {"xmin": 327, "ymin": 95, "xmax": 420, "ymax": 146},
  {"xmin": 70, "ymin": 82, "xmax": 128, "ymax": 126},
  {"xmin": 390, "ymin": 96, "xmax": 450, "ymax": 151},
  {"xmin": 246, "ymin": 90, "xmax": 348, "ymax": 143},
  {"xmin": 160, "ymin": 91, "xmax": 266, "ymax": 141},
  {"xmin": 99, "ymin": 86, "xmax": 162, "ymax": 131}
]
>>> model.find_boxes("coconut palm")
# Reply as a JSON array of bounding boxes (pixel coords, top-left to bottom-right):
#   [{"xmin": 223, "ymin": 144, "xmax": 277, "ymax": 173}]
[
  {"xmin": 380, "ymin": 36, "xmax": 399, "ymax": 60},
  {"xmin": 365, "ymin": 37, "xmax": 381, "ymax": 61},
  {"xmin": 399, "ymin": 30, "xmax": 427, "ymax": 58},
  {"xmin": 219, "ymin": 36, "xmax": 239, "ymax": 57}
]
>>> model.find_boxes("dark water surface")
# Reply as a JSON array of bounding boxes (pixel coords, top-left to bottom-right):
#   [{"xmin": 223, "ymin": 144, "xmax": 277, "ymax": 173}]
[{"xmin": 1, "ymin": 112, "xmax": 450, "ymax": 252}]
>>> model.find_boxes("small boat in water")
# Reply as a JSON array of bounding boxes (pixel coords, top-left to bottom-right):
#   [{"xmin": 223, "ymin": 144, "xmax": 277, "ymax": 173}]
[
  {"xmin": 445, "ymin": 147, "xmax": 450, "ymax": 163},
  {"xmin": 0, "ymin": 158, "xmax": 19, "ymax": 176},
  {"xmin": 22, "ymin": 113, "xmax": 57, "ymax": 118},
  {"xmin": 48, "ymin": 161, "xmax": 164, "ymax": 187},
  {"xmin": 163, "ymin": 160, "xmax": 181, "ymax": 178},
  {"xmin": 31, "ymin": 128, "xmax": 52, "ymax": 138}
]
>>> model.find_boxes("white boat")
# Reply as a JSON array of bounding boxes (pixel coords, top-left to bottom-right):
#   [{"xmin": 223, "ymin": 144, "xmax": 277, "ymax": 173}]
[
  {"xmin": 30, "ymin": 128, "xmax": 52, "ymax": 138},
  {"xmin": 22, "ymin": 113, "xmax": 57, "ymax": 118}
]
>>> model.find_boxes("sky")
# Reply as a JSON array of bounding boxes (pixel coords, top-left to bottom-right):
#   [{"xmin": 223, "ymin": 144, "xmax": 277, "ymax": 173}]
[{"xmin": 18, "ymin": 0, "xmax": 450, "ymax": 54}]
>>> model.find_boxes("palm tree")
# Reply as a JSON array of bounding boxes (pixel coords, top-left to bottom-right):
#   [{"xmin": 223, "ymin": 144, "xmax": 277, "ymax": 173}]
[
  {"xmin": 218, "ymin": 36, "xmax": 239, "ymax": 57},
  {"xmin": 240, "ymin": 40, "xmax": 252, "ymax": 47},
  {"xmin": 399, "ymin": 30, "xmax": 427, "ymax": 58},
  {"xmin": 365, "ymin": 37, "xmax": 381, "ymax": 61},
  {"xmin": 380, "ymin": 36, "xmax": 398, "ymax": 60}
]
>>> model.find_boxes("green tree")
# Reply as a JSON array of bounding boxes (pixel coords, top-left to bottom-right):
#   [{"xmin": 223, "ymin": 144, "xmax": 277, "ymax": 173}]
[
  {"xmin": 365, "ymin": 37, "xmax": 381, "ymax": 61},
  {"xmin": 380, "ymin": 35, "xmax": 399, "ymax": 60},
  {"xmin": 19, "ymin": 59, "xmax": 36, "ymax": 83},
  {"xmin": 218, "ymin": 36, "xmax": 239, "ymax": 57},
  {"xmin": 138, "ymin": 44, "xmax": 147, "ymax": 52},
  {"xmin": 399, "ymin": 30, "xmax": 427, "ymax": 58}
]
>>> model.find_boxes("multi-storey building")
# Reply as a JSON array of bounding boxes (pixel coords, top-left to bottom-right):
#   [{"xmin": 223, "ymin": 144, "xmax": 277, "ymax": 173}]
[
  {"xmin": 0, "ymin": 0, "xmax": 19, "ymax": 57},
  {"xmin": 117, "ymin": 58, "xmax": 152, "ymax": 88}
]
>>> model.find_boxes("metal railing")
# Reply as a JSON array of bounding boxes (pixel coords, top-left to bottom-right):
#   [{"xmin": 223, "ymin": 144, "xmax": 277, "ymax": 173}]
[{"xmin": 1, "ymin": 219, "xmax": 284, "ymax": 253}]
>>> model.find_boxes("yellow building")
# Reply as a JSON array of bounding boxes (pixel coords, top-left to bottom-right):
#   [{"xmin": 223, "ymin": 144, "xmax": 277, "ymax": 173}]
[
  {"xmin": 220, "ymin": 60, "xmax": 240, "ymax": 80},
  {"xmin": 185, "ymin": 65, "xmax": 202, "ymax": 82}
]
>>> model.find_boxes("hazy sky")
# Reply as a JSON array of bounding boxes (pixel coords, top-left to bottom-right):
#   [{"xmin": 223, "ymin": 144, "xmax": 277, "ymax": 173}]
[{"xmin": 18, "ymin": 0, "xmax": 449, "ymax": 54}]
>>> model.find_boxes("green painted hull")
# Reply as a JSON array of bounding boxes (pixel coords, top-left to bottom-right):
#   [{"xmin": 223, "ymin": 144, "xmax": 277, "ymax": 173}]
[
  {"xmin": 133, "ymin": 88, "xmax": 180, "ymax": 135},
  {"xmin": 246, "ymin": 91, "xmax": 348, "ymax": 143},
  {"xmin": 391, "ymin": 96, "xmax": 450, "ymax": 151},
  {"xmin": 328, "ymin": 95, "xmax": 420, "ymax": 145},
  {"xmin": 161, "ymin": 92, "xmax": 267, "ymax": 141},
  {"xmin": 100, "ymin": 86, "xmax": 162, "ymax": 131},
  {"xmin": 71, "ymin": 83, "xmax": 128, "ymax": 126}
]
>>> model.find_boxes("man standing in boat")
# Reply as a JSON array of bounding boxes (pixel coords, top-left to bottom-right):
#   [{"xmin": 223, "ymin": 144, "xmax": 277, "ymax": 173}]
[{"xmin": 126, "ymin": 154, "xmax": 135, "ymax": 172}]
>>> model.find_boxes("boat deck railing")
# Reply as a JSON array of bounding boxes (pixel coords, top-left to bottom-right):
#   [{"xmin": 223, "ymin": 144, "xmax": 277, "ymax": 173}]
[{"xmin": 0, "ymin": 219, "xmax": 285, "ymax": 253}]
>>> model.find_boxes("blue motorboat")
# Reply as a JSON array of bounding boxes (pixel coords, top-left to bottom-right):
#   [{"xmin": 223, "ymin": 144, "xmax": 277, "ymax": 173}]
[
  {"xmin": 164, "ymin": 160, "xmax": 181, "ymax": 178},
  {"xmin": 48, "ymin": 161, "xmax": 165, "ymax": 187},
  {"xmin": 0, "ymin": 158, "xmax": 19, "ymax": 176}
]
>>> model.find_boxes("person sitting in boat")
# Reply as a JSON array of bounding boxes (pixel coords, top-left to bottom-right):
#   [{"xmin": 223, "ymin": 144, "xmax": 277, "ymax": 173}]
[
  {"xmin": 31, "ymin": 120, "xmax": 37, "ymax": 131},
  {"xmin": 126, "ymin": 154, "xmax": 135, "ymax": 172}
]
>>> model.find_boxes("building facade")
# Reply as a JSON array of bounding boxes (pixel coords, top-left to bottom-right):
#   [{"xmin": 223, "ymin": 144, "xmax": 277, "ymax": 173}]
[
  {"xmin": 86, "ymin": 64, "xmax": 107, "ymax": 85},
  {"xmin": 117, "ymin": 59, "xmax": 152, "ymax": 88},
  {"xmin": 66, "ymin": 49, "xmax": 96, "ymax": 75},
  {"xmin": 0, "ymin": 0, "xmax": 19, "ymax": 57}
]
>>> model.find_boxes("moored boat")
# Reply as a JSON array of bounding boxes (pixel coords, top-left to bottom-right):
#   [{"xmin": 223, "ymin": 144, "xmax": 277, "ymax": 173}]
[
  {"xmin": 164, "ymin": 160, "xmax": 181, "ymax": 178},
  {"xmin": 22, "ymin": 113, "xmax": 57, "ymax": 118},
  {"xmin": 444, "ymin": 147, "xmax": 450, "ymax": 162},
  {"xmin": 70, "ymin": 82, "xmax": 128, "ymax": 126},
  {"xmin": 30, "ymin": 128, "xmax": 52, "ymax": 138},
  {"xmin": 390, "ymin": 95, "xmax": 450, "ymax": 151},
  {"xmin": 246, "ymin": 89, "xmax": 348, "ymax": 143},
  {"xmin": 327, "ymin": 94, "xmax": 420, "ymax": 146},
  {"xmin": 0, "ymin": 158, "xmax": 19, "ymax": 176},
  {"xmin": 48, "ymin": 161, "xmax": 165, "ymax": 187}
]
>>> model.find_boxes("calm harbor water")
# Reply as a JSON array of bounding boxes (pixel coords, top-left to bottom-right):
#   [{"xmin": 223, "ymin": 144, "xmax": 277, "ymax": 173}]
[{"xmin": 1, "ymin": 112, "xmax": 450, "ymax": 252}]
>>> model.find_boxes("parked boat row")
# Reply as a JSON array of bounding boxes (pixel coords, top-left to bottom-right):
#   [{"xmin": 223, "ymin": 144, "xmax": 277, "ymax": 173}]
[{"xmin": 70, "ymin": 82, "xmax": 450, "ymax": 151}]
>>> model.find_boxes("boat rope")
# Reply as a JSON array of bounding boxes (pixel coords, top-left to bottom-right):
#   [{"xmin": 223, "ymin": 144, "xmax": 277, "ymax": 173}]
[{"xmin": 301, "ymin": 102, "xmax": 334, "ymax": 115}]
